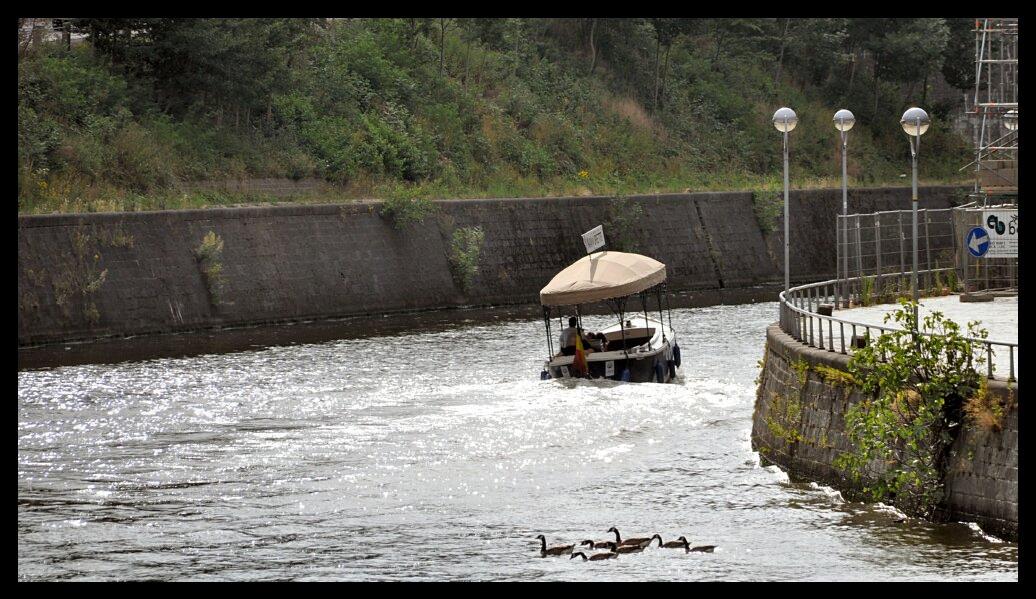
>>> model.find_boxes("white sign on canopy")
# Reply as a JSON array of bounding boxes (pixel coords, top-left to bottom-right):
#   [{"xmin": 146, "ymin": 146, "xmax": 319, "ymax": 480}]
[{"xmin": 582, "ymin": 225, "xmax": 605, "ymax": 254}]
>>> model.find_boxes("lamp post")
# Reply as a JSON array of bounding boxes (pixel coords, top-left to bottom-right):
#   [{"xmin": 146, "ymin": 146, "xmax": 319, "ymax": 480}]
[
  {"xmin": 900, "ymin": 107, "xmax": 930, "ymax": 330},
  {"xmin": 833, "ymin": 109, "xmax": 855, "ymax": 308},
  {"xmin": 773, "ymin": 107, "xmax": 797, "ymax": 294}
]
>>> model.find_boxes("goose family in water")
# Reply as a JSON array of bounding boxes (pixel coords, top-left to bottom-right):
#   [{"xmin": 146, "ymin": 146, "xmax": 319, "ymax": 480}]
[{"xmin": 537, "ymin": 531, "xmax": 717, "ymax": 559}]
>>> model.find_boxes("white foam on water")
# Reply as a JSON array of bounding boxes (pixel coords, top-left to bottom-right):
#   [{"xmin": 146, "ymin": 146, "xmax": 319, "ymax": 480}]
[
  {"xmin": 873, "ymin": 502, "xmax": 907, "ymax": 519},
  {"xmin": 808, "ymin": 482, "xmax": 845, "ymax": 503},
  {"xmin": 591, "ymin": 443, "xmax": 635, "ymax": 463},
  {"xmin": 963, "ymin": 522, "xmax": 1004, "ymax": 544}
]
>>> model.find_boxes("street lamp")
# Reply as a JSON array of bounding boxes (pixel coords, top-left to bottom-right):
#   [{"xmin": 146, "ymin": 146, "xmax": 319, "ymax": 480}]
[
  {"xmin": 834, "ymin": 109, "xmax": 855, "ymax": 308},
  {"xmin": 773, "ymin": 107, "xmax": 797, "ymax": 293},
  {"xmin": 1004, "ymin": 109, "xmax": 1018, "ymax": 131},
  {"xmin": 900, "ymin": 107, "xmax": 930, "ymax": 330}
]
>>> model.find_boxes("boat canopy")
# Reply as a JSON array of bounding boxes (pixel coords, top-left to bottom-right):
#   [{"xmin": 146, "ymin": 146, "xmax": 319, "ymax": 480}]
[{"xmin": 539, "ymin": 251, "xmax": 667, "ymax": 307}]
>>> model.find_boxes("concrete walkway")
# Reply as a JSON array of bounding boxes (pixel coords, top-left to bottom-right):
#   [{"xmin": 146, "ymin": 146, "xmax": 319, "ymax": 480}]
[{"xmin": 834, "ymin": 294, "xmax": 1018, "ymax": 378}]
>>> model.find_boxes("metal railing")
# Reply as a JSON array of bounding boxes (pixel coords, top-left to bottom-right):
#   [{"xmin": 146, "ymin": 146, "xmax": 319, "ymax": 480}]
[{"xmin": 779, "ymin": 270, "xmax": 1017, "ymax": 382}]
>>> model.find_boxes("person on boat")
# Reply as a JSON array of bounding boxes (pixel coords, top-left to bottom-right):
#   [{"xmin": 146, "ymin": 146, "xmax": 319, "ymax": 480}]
[
  {"xmin": 559, "ymin": 317, "xmax": 580, "ymax": 356},
  {"xmin": 587, "ymin": 332, "xmax": 606, "ymax": 352},
  {"xmin": 559, "ymin": 317, "xmax": 597, "ymax": 356}
]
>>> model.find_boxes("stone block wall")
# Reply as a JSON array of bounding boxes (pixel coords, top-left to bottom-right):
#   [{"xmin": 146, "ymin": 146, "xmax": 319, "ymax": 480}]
[{"xmin": 18, "ymin": 186, "xmax": 965, "ymax": 346}]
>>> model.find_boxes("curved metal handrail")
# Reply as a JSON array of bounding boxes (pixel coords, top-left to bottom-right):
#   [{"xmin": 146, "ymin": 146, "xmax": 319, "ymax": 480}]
[{"xmin": 778, "ymin": 269, "xmax": 1017, "ymax": 382}]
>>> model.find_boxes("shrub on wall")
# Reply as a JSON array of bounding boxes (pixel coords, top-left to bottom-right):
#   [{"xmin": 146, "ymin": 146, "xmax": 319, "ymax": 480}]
[
  {"xmin": 381, "ymin": 195, "xmax": 435, "ymax": 230},
  {"xmin": 606, "ymin": 196, "xmax": 644, "ymax": 252},
  {"xmin": 448, "ymin": 225, "xmax": 485, "ymax": 292},
  {"xmin": 751, "ymin": 190, "xmax": 782, "ymax": 234},
  {"xmin": 835, "ymin": 300, "xmax": 988, "ymax": 517},
  {"xmin": 963, "ymin": 379, "xmax": 1015, "ymax": 433},
  {"xmin": 195, "ymin": 231, "xmax": 226, "ymax": 307}
]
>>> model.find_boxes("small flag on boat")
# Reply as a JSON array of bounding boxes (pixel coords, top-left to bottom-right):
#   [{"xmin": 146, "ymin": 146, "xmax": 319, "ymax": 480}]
[{"xmin": 572, "ymin": 330, "xmax": 588, "ymax": 377}]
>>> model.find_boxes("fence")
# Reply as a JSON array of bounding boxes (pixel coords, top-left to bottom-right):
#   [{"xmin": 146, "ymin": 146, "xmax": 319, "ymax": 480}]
[
  {"xmin": 778, "ymin": 273, "xmax": 1018, "ymax": 382},
  {"xmin": 952, "ymin": 204, "xmax": 1019, "ymax": 292},
  {"xmin": 835, "ymin": 208, "xmax": 957, "ymax": 309}
]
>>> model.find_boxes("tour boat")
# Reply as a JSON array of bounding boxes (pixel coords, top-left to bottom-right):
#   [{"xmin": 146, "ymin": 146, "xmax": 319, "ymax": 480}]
[{"xmin": 539, "ymin": 250, "xmax": 680, "ymax": 383}]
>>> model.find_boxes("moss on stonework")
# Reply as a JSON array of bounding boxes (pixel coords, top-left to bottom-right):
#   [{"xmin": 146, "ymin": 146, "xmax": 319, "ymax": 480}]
[
  {"xmin": 814, "ymin": 364, "xmax": 856, "ymax": 388},
  {"xmin": 765, "ymin": 389, "xmax": 804, "ymax": 446}
]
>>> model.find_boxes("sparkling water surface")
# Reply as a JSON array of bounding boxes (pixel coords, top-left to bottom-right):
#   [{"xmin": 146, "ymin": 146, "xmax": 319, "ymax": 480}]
[{"xmin": 18, "ymin": 302, "xmax": 1017, "ymax": 581}]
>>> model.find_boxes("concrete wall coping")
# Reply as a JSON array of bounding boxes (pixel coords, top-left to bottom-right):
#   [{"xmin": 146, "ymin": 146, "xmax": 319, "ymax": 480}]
[{"xmin": 18, "ymin": 185, "xmax": 966, "ymax": 224}]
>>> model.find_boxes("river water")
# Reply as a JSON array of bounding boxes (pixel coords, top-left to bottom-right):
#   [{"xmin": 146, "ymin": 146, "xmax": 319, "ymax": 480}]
[{"xmin": 18, "ymin": 302, "xmax": 1017, "ymax": 581}]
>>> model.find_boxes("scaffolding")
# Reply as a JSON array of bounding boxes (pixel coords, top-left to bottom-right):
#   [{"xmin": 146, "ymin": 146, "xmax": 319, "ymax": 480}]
[{"xmin": 960, "ymin": 18, "xmax": 1018, "ymax": 204}]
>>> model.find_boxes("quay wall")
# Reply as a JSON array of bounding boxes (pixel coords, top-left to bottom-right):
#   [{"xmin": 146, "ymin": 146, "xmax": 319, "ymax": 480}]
[
  {"xmin": 753, "ymin": 324, "xmax": 1018, "ymax": 541},
  {"xmin": 18, "ymin": 186, "xmax": 963, "ymax": 346}
]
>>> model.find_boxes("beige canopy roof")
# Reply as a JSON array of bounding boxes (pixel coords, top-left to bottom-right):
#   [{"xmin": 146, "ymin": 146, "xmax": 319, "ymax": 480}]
[{"xmin": 539, "ymin": 251, "xmax": 667, "ymax": 306}]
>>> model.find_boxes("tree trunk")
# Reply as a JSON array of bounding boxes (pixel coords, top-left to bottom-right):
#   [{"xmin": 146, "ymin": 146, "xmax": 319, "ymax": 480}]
[
  {"xmin": 774, "ymin": 18, "xmax": 791, "ymax": 86},
  {"xmin": 20, "ymin": 18, "xmax": 36, "ymax": 57},
  {"xmin": 439, "ymin": 20, "xmax": 446, "ymax": 77},
  {"xmin": 847, "ymin": 45, "xmax": 857, "ymax": 95},
  {"xmin": 462, "ymin": 38, "xmax": 472, "ymax": 86},
  {"xmin": 873, "ymin": 60, "xmax": 880, "ymax": 117},
  {"xmin": 653, "ymin": 34, "xmax": 661, "ymax": 111},
  {"xmin": 660, "ymin": 43, "xmax": 672, "ymax": 110},
  {"xmin": 712, "ymin": 21, "xmax": 724, "ymax": 65},
  {"xmin": 588, "ymin": 19, "xmax": 598, "ymax": 76},
  {"xmin": 921, "ymin": 70, "xmax": 929, "ymax": 106}
]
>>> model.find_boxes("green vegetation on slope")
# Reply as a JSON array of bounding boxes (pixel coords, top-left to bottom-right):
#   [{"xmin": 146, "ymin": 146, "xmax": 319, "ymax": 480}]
[{"xmin": 18, "ymin": 18, "xmax": 973, "ymax": 214}]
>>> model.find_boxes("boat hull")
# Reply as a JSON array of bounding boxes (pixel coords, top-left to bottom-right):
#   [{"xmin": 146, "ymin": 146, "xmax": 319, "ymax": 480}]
[{"xmin": 547, "ymin": 351, "xmax": 674, "ymax": 383}]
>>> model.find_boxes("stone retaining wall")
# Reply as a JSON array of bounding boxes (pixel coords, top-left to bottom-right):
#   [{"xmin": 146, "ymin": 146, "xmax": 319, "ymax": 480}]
[
  {"xmin": 753, "ymin": 323, "xmax": 1018, "ymax": 541},
  {"xmin": 18, "ymin": 186, "xmax": 963, "ymax": 346}
]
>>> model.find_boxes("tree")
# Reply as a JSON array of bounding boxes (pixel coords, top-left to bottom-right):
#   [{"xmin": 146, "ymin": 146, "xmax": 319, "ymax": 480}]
[
  {"xmin": 850, "ymin": 18, "xmax": 949, "ymax": 111},
  {"xmin": 74, "ymin": 19, "xmax": 321, "ymax": 125},
  {"xmin": 437, "ymin": 18, "xmax": 455, "ymax": 77},
  {"xmin": 587, "ymin": 18, "xmax": 598, "ymax": 76},
  {"xmin": 650, "ymin": 18, "xmax": 692, "ymax": 110},
  {"xmin": 941, "ymin": 18, "xmax": 976, "ymax": 92},
  {"xmin": 781, "ymin": 18, "xmax": 848, "ymax": 87}
]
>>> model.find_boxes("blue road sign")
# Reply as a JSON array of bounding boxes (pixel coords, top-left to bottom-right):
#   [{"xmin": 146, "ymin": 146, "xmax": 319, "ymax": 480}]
[{"xmin": 966, "ymin": 227, "xmax": 990, "ymax": 258}]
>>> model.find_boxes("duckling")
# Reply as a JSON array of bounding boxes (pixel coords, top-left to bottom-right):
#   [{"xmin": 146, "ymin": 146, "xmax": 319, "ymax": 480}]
[
  {"xmin": 651, "ymin": 534, "xmax": 690, "ymax": 548},
  {"xmin": 535, "ymin": 534, "xmax": 575, "ymax": 557},
  {"xmin": 571, "ymin": 550, "xmax": 618, "ymax": 561},
  {"xmin": 607, "ymin": 526, "xmax": 653, "ymax": 548},
  {"xmin": 580, "ymin": 539, "xmax": 613, "ymax": 549}
]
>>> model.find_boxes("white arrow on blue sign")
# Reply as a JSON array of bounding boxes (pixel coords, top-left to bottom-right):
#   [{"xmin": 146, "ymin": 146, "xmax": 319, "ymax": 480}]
[{"xmin": 966, "ymin": 226, "xmax": 990, "ymax": 258}]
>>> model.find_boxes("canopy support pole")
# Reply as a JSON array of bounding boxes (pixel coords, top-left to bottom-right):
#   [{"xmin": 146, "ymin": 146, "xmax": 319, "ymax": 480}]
[
  {"xmin": 641, "ymin": 291, "xmax": 651, "ymax": 350},
  {"xmin": 543, "ymin": 305, "xmax": 554, "ymax": 360},
  {"xmin": 656, "ymin": 284, "xmax": 666, "ymax": 342},
  {"xmin": 664, "ymin": 282, "xmax": 674, "ymax": 334}
]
